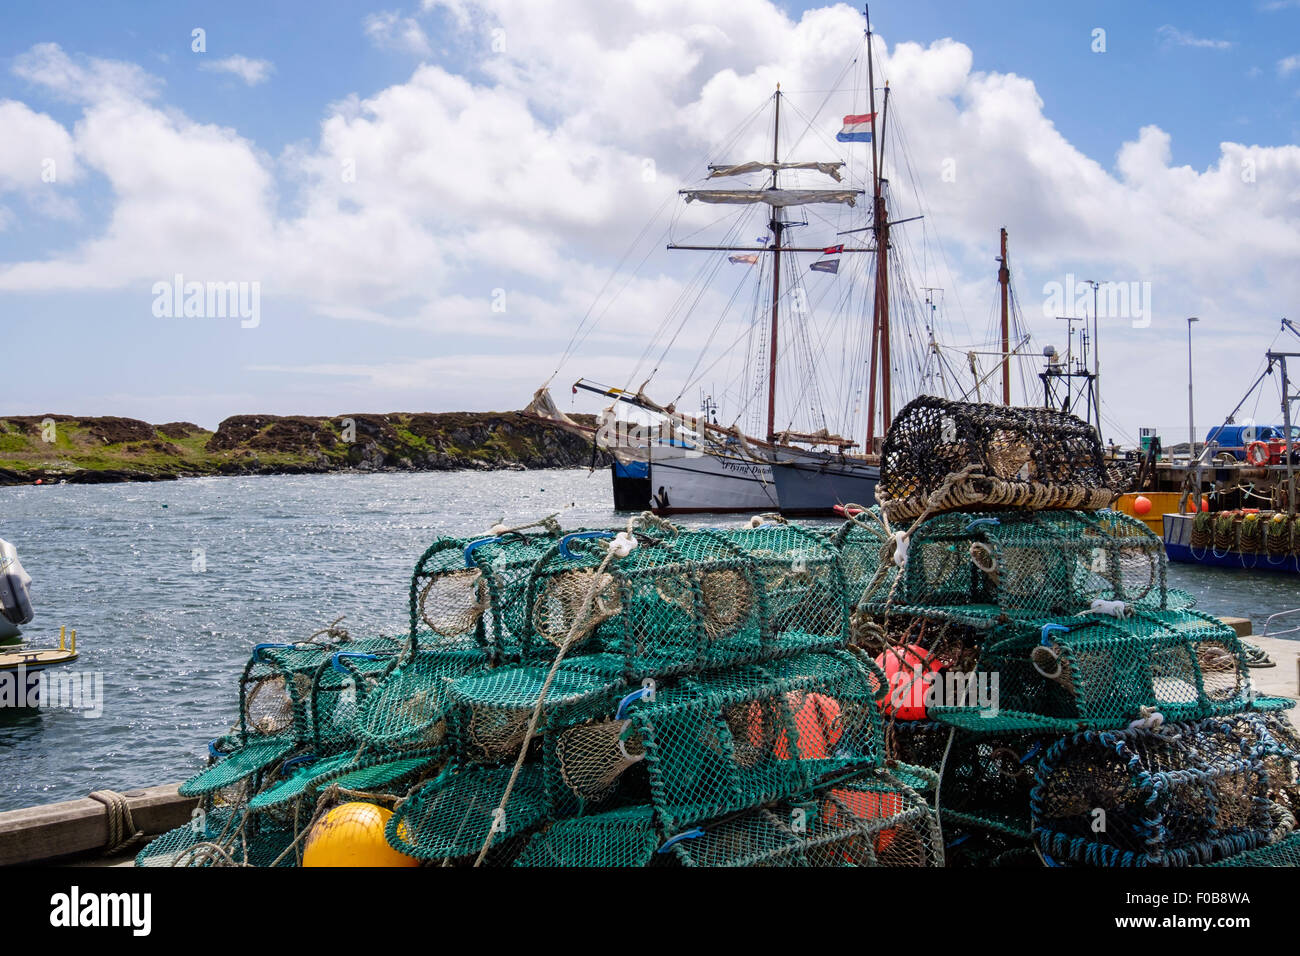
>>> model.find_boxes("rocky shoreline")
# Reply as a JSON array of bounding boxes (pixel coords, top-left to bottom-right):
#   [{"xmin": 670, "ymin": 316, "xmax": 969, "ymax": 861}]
[{"xmin": 0, "ymin": 411, "xmax": 604, "ymax": 487}]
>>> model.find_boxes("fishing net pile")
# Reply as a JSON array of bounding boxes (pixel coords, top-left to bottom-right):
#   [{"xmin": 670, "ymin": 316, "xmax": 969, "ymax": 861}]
[
  {"xmin": 137, "ymin": 396, "xmax": 1297, "ymax": 867},
  {"xmin": 847, "ymin": 396, "xmax": 1299, "ymax": 867},
  {"xmin": 1187, "ymin": 509, "xmax": 1300, "ymax": 563},
  {"xmin": 138, "ymin": 516, "xmax": 943, "ymax": 867}
]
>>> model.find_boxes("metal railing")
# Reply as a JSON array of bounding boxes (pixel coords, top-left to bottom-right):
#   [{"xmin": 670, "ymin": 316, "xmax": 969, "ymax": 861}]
[{"xmin": 1261, "ymin": 608, "xmax": 1300, "ymax": 639}]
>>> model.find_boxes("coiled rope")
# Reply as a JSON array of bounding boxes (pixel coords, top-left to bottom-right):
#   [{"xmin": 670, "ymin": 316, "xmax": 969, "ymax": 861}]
[{"xmin": 88, "ymin": 789, "xmax": 146, "ymax": 856}]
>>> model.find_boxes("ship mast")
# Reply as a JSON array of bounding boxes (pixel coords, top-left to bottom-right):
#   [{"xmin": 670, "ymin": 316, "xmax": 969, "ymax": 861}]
[
  {"xmin": 670, "ymin": 91, "xmax": 866, "ymax": 444},
  {"xmin": 999, "ymin": 227, "xmax": 1011, "ymax": 405},
  {"xmin": 863, "ymin": 7, "xmax": 892, "ymax": 450},
  {"xmin": 766, "ymin": 89, "xmax": 783, "ymax": 441}
]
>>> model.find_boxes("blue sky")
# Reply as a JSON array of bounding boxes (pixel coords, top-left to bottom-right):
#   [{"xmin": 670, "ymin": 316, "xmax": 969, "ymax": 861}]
[{"xmin": 2, "ymin": 0, "xmax": 1299, "ymax": 442}]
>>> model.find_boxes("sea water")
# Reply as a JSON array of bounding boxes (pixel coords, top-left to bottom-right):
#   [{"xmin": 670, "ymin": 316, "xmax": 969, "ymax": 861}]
[{"xmin": 0, "ymin": 469, "xmax": 1294, "ymax": 811}]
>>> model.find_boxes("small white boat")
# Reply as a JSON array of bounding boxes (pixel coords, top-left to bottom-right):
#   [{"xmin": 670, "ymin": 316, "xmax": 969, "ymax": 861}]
[{"xmin": 1, "ymin": 537, "xmax": 33, "ymax": 645}]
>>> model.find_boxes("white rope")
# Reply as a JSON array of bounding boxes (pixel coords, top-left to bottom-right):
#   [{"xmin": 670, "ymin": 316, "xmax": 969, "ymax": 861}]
[
  {"xmin": 890, "ymin": 531, "xmax": 910, "ymax": 567},
  {"xmin": 1127, "ymin": 707, "xmax": 1164, "ymax": 731},
  {"xmin": 1089, "ymin": 598, "xmax": 1128, "ymax": 619}
]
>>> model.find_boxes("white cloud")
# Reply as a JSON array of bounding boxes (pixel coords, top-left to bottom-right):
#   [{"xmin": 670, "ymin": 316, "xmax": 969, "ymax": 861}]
[
  {"xmin": 363, "ymin": 11, "xmax": 433, "ymax": 56},
  {"xmin": 0, "ymin": 100, "xmax": 79, "ymax": 190},
  {"xmin": 13, "ymin": 42, "xmax": 162, "ymax": 103},
  {"xmin": 1156, "ymin": 25, "xmax": 1233, "ymax": 50},
  {"xmin": 3, "ymin": 6, "xmax": 1300, "ymax": 438},
  {"xmin": 420, "ymin": 0, "xmax": 475, "ymax": 31},
  {"xmin": 199, "ymin": 54, "xmax": 274, "ymax": 86},
  {"xmin": 1279, "ymin": 54, "xmax": 1300, "ymax": 76}
]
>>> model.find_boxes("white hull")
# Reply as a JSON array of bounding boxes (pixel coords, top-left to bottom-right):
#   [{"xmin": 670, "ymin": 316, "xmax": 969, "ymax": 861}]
[{"xmin": 647, "ymin": 448, "xmax": 779, "ymax": 513}]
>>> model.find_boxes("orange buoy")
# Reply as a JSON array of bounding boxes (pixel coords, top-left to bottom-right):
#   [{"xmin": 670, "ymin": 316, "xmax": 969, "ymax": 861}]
[
  {"xmin": 1132, "ymin": 495, "xmax": 1152, "ymax": 516},
  {"xmin": 1246, "ymin": 441, "xmax": 1271, "ymax": 466},
  {"xmin": 824, "ymin": 786, "xmax": 906, "ymax": 856},
  {"xmin": 875, "ymin": 644, "xmax": 942, "ymax": 720},
  {"xmin": 745, "ymin": 692, "xmax": 842, "ymax": 759},
  {"xmin": 303, "ymin": 802, "xmax": 419, "ymax": 867}
]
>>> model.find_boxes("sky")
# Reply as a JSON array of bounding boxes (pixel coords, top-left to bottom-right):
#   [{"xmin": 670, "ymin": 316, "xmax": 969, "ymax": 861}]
[{"xmin": 2, "ymin": 0, "xmax": 1300, "ymax": 444}]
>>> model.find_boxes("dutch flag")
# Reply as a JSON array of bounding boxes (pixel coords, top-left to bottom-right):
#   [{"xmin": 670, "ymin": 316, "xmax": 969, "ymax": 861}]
[{"xmin": 836, "ymin": 112, "xmax": 875, "ymax": 143}]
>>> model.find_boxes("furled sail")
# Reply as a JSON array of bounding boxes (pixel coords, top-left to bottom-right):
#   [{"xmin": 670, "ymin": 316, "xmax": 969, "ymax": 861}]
[
  {"xmin": 524, "ymin": 386, "xmax": 595, "ymax": 439},
  {"xmin": 680, "ymin": 188, "xmax": 862, "ymax": 207},
  {"xmin": 707, "ymin": 161, "xmax": 845, "ymax": 182}
]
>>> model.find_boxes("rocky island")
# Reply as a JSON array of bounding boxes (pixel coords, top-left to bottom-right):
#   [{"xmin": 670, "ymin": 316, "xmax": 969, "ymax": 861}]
[{"xmin": 0, "ymin": 412, "xmax": 602, "ymax": 486}]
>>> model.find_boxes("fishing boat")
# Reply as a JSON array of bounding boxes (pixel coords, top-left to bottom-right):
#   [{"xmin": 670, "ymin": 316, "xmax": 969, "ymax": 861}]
[
  {"xmin": 0, "ymin": 539, "xmax": 80, "ymax": 706},
  {"xmin": 0, "ymin": 629, "xmax": 80, "ymax": 705},
  {"xmin": 1, "ymin": 538, "xmax": 32, "ymax": 646},
  {"xmin": 530, "ymin": 11, "xmax": 1022, "ymax": 515},
  {"xmin": 1161, "ymin": 335, "xmax": 1300, "ymax": 572}
]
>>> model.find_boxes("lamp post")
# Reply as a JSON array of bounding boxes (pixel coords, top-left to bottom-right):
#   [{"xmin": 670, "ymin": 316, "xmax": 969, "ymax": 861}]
[
  {"xmin": 1086, "ymin": 279, "xmax": 1101, "ymax": 443},
  {"xmin": 1187, "ymin": 316, "xmax": 1200, "ymax": 464}
]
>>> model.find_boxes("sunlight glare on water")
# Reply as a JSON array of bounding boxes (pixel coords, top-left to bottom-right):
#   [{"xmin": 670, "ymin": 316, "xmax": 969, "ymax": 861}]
[{"xmin": 0, "ymin": 469, "xmax": 1291, "ymax": 811}]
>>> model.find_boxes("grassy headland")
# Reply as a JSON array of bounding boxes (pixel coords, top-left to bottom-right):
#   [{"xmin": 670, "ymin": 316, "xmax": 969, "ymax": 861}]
[{"xmin": 0, "ymin": 412, "xmax": 601, "ymax": 486}]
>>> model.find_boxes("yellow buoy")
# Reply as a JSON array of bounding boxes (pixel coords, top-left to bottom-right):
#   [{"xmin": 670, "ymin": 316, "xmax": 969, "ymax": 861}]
[{"xmin": 302, "ymin": 802, "xmax": 419, "ymax": 867}]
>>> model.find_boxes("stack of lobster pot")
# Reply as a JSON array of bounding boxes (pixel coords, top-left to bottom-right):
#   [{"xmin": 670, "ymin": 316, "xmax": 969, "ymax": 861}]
[{"xmin": 844, "ymin": 396, "xmax": 1299, "ymax": 867}]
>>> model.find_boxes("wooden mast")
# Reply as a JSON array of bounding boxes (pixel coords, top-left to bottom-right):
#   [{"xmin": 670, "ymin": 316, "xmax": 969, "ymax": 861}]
[
  {"xmin": 864, "ymin": 8, "xmax": 882, "ymax": 450},
  {"xmin": 766, "ymin": 87, "xmax": 783, "ymax": 442},
  {"xmin": 877, "ymin": 83, "xmax": 892, "ymax": 432},
  {"xmin": 999, "ymin": 227, "xmax": 1011, "ymax": 405}
]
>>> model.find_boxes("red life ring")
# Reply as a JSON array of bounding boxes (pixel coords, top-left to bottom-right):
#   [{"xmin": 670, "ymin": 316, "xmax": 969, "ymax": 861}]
[{"xmin": 1246, "ymin": 441, "xmax": 1271, "ymax": 466}]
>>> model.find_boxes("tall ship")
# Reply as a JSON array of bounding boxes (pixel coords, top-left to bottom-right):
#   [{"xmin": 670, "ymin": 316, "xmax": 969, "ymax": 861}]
[{"xmin": 529, "ymin": 11, "xmax": 1035, "ymax": 514}]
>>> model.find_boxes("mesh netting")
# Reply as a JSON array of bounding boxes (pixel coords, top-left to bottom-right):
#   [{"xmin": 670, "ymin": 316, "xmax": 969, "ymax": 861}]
[
  {"xmin": 665, "ymin": 769, "xmax": 942, "ymax": 867},
  {"xmin": 888, "ymin": 720, "xmax": 1049, "ymax": 841},
  {"xmin": 894, "ymin": 509, "xmax": 1166, "ymax": 618},
  {"xmin": 237, "ymin": 635, "xmax": 404, "ymax": 748},
  {"xmin": 928, "ymin": 608, "xmax": 1289, "ymax": 734},
  {"xmin": 877, "ymin": 396, "xmax": 1114, "ymax": 521},
  {"xmin": 522, "ymin": 524, "xmax": 849, "ymax": 677},
  {"xmin": 410, "ymin": 530, "xmax": 562, "ymax": 660},
  {"xmin": 135, "ymin": 808, "xmax": 295, "ymax": 868},
  {"xmin": 832, "ymin": 513, "xmax": 895, "ymax": 611},
  {"xmin": 447, "ymin": 660, "xmax": 627, "ymax": 762},
  {"xmin": 513, "ymin": 805, "xmax": 662, "ymax": 867},
  {"xmin": 1204, "ymin": 830, "xmax": 1300, "ymax": 867},
  {"xmin": 150, "ymin": 460, "xmax": 1300, "ymax": 869},
  {"xmin": 1029, "ymin": 714, "xmax": 1299, "ymax": 866},
  {"xmin": 551, "ymin": 650, "xmax": 887, "ymax": 831},
  {"xmin": 386, "ymin": 763, "xmax": 552, "ymax": 860},
  {"xmin": 354, "ymin": 638, "xmax": 492, "ymax": 752},
  {"xmin": 178, "ymin": 738, "xmax": 298, "ymax": 798}
]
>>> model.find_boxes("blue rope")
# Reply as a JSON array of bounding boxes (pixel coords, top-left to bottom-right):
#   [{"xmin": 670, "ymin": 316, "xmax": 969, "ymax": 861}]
[
  {"xmin": 559, "ymin": 531, "xmax": 615, "ymax": 559},
  {"xmin": 331, "ymin": 651, "xmax": 379, "ymax": 674},
  {"xmin": 1040, "ymin": 623, "xmax": 1070, "ymax": 646},
  {"xmin": 463, "ymin": 536, "xmax": 503, "ymax": 566},
  {"xmin": 657, "ymin": 828, "xmax": 705, "ymax": 853},
  {"xmin": 615, "ymin": 686, "xmax": 653, "ymax": 720}
]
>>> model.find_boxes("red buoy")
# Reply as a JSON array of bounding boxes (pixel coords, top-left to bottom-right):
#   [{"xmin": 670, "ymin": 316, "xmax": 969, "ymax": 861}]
[{"xmin": 875, "ymin": 644, "xmax": 943, "ymax": 720}]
